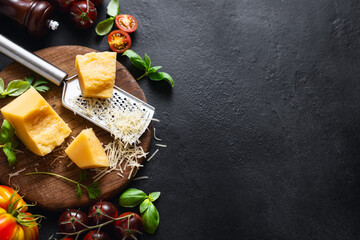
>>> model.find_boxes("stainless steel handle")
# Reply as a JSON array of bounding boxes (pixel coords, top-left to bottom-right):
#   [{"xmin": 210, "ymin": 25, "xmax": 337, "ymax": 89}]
[{"xmin": 0, "ymin": 34, "xmax": 67, "ymax": 86}]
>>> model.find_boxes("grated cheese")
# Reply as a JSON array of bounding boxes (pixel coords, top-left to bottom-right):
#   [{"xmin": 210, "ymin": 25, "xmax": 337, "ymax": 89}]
[
  {"xmin": 73, "ymin": 97, "xmax": 151, "ymax": 144},
  {"xmin": 8, "ymin": 168, "xmax": 26, "ymax": 185},
  {"xmin": 153, "ymin": 128, "xmax": 162, "ymax": 141},
  {"xmin": 134, "ymin": 176, "xmax": 149, "ymax": 181},
  {"xmin": 92, "ymin": 139, "xmax": 148, "ymax": 181},
  {"xmin": 155, "ymin": 144, "xmax": 167, "ymax": 148},
  {"xmin": 147, "ymin": 149, "xmax": 159, "ymax": 162}
]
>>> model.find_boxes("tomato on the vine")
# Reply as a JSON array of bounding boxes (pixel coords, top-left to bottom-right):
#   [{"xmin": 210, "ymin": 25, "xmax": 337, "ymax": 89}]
[
  {"xmin": 0, "ymin": 185, "xmax": 40, "ymax": 240},
  {"xmin": 58, "ymin": 209, "xmax": 88, "ymax": 233},
  {"xmin": 107, "ymin": 30, "xmax": 132, "ymax": 53},
  {"xmin": 115, "ymin": 14, "xmax": 138, "ymax": 33},
  {"xmin": 83, "ymin": 230, "xmax": 110, "ymax": 240},
  {"xmin": 70, "ymin": 1, "xmax": 98, "ymax": 29},
  {"xmin": 114, "ymin": 212, "xmax": 143, "ymax": 240},
  {"xmin": 88, "ymin": 201, "xmax": 118, "ymax": 227}
]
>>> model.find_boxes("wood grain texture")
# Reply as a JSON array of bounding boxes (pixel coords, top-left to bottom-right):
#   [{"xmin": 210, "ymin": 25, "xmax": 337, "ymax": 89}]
[{"xmin": 0, "ymin": 46, "xmax": 152, "ymax": 211}]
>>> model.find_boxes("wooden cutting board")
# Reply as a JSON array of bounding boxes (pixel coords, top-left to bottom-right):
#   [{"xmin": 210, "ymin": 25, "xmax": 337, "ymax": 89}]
[{"xmin": 0, "ymin": 46, "xmax": 152, "ymax": 211}]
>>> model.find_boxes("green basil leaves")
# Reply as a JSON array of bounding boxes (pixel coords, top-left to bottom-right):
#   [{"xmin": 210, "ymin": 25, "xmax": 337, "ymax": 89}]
[
  {"xmin": 0, "ymin": 120, "xmax": 18, "ymax": 166},
  {"xmin": 122, "ymin": 50, "xmax": 174, "ymax": 87},
  {"xmin": 95, "ymin": 0, "xmax": 119, "ymax": 36},
  {"xmin": 119, "ymin": 188, "xmax": 161, "ymax": 234},
  {"xmin": 0, "ymin": 78, "xmax": 29, "ymax": 98}
]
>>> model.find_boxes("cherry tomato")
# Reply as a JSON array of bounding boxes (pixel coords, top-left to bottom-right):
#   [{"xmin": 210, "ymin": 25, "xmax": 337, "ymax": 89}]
[
  {"xmin": 114, "ymin": 212, "xmax": 142, "ymax": 240},
  {"xmin": 83, "ymin": 230, "xmax": 110, "ymax": 240},
  {"xmin": 88, "ymin": 201, "xmax": 118, "ymax": 227},
  {"xmin": 0, "ymin": 186, "xmax": 39, "ymax": 240},
  {"xmin": 115, "ymin": 14, "xmax": 138, "ymax": 33},
  {"xmin": 51, "ymin": 0, "xmax": 76, "ymax": 12},
  {"xmin": 58, "ymin": 209, "xmax": 88, "ymax": 233},
  {"xmin": 107, "ymin": 30, "xmax": 132, "ymax": 53},
  {"xmin": 70, "ymin": 1, "xmax": 98, "ymax": 29}
]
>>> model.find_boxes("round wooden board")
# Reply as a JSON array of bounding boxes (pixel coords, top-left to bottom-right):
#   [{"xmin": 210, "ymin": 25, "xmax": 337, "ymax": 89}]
[{"xmin": 0, "ymin": 46, "xmax": 151, "ymax": 211}]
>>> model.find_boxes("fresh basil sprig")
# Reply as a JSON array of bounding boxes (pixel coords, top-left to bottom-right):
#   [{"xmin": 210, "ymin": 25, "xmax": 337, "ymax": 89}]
[
  {"xmin": 95, "ymin": 0, "xmax": 119, "ymax": 36},
  {"xmin": 0, "ymin": 120, "xmax": 18, "ymax": 166},
  {"xmin": 25, "ymin": 76, "xmax": 50, "ymax": 92},
  {"xmin": 0, "ymin": 78, "xmax": 30, "ymax": 98},
  {"xmin": 119, "ymin": 188, "xmax": 161, "ymax": 234},
  {"xmin": 123, "ymin": 50, "xmax": 174, "ymax": 87}
]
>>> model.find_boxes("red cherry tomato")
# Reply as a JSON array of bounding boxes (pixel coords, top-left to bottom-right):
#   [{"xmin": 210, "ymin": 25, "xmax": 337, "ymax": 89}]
[
  {"xmin": 107, "ymin": 30, "xmax": 132, "ymax": 53},
  {"xmin": 58, "ymin": 209, "xmax": 88, "ymax": 233},
  {"xmin": 88, "ymin": 201, "xmax": 118, "ymax": 227},
  {"xmin": 115, "ymin": 14, "xmax": 138, "ymax": 33},
  {"xmin": 83, "ymin": 230, "xmax": 110, "ymax": 240},
  {"xmin": 51, "ymin": 0, "xmax": 76, "ymax": 12},
  {"xmin": 114, "ymin": 212, "xmax": 143, "ymax": 240},
  {"xmin": 70, "ymin": 1, "xmax": 98, "ymax": 29}
]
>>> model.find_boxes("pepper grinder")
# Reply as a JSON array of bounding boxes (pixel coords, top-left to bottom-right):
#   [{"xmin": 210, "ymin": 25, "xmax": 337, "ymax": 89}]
[{"xmin": 0, "ymin": 0, "xmax": 59, "ymax": 37}]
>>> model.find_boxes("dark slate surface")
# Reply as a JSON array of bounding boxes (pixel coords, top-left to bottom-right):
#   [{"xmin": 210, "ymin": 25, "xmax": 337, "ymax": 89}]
[{"xmin": 1, "ymin": 0, "xmax": 360, "ymax": 239}]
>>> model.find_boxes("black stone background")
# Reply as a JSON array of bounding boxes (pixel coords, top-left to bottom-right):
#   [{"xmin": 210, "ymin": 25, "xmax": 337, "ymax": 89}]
[{"xmin": 1, "ymin": 0, "xmax": 360, "ymax": 239}]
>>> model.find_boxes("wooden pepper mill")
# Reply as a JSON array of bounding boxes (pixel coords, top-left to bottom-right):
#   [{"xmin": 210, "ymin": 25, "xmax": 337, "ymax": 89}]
[{"xmin": 0, "ymin": 0, "xmax": 59, "ymax": 37}]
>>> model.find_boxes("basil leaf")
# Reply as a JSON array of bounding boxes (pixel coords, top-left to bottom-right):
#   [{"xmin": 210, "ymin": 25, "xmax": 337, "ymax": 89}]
[
  {"xmin": 140, "ymin": 199, "xmax": 150, "ymax": 213},
  {"xmin": 123, "ymin": 50, "xmax": 147, "ymax": 71},
  {"xmin": 144, "ymin": 53, "xmax": 151, "ymax": 70},
  {"xmin": 0, "ymin": 78, "xmax": 4, "ymax": 93},
  {"xmin": 142, "ymin": 202, "xmax": 160, "ymax": 234},
  {"xmin": 107, "ymin": 0, "xmax": 119, "ymax": 17},
  {"xmin": 6, "ymin": 80, "xmax": 30, "ymax": 96},
  {"xmin": 149, "ymin": 192, "xmax": 161, "ymax": 202},
  {"xmin": 0, "ymin": 120, "xmax": 14, "ymax": 144},
  {"xmin": 96, "ymin": 17, "xmax": 114, "ymax": 36},
  {"xmin": 149, "ymin": 72, "xmax": 174, "ymax": 87},
  {"xmin": 123, "ymin": 50, "xmax": 141, "ymax": 59},
  {"xmin": 148, "ymin": 72, "xmax": 163, "ymax": 81},
  {"xmin": 119, "ymin": 188, "xmax": 147, "ymax": 207},
  {"xmin": 148, "ymin": 66, "xmax": 162, "ymax": 73},
  {"xmin": 3, "ymin": 147, "xmax": 16, "ymax": 166},
  {"xmin": 161, "ymin": 72, "xmax": 174, "ymax": 87}
]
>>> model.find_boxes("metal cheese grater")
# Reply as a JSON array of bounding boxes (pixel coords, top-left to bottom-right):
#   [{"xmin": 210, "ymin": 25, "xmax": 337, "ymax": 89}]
[{"xmin": 0, "ymin": 34, "xmax": 155, "ymax": 142}]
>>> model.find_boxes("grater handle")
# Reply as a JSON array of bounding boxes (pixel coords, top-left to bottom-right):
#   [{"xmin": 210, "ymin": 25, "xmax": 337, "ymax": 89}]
[{"xmin": 0, "ymin": 34, "xmax": 67, "ymax": 86}]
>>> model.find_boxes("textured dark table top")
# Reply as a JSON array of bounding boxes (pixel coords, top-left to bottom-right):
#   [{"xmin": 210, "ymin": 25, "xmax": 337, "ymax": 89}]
[{"xmin": 1, "ymin": 0, "xmax": 360, "ymax": 239}]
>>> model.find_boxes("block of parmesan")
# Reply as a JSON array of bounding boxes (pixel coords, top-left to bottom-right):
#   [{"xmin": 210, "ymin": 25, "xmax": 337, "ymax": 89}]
[
  {"xmin": 75, "ymin": 51, "xmax": 117, "ymax": 99},
  {"xmin": 1, "ymin": 87, "xmax": 72, "ymax": 156},
  {"xmin": 65, "ymin": 128, "xmax": 109, "ymax": 169}
]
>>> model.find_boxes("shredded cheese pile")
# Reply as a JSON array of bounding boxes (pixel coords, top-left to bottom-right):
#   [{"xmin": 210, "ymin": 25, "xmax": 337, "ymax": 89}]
[{"xmin": 92, "ymin": 139, "xmax": 148, "ymax": 181}]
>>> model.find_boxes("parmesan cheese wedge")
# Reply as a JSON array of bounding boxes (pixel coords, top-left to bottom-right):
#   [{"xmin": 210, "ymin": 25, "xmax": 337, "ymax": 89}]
[
  {"xmin": 1, "ymin": 87, "xmax": 71, "ymax": 156},
  {"xmin": 65, "ymin": 128, "xmax": 109, "ymax": 169},
  {"xmin": 75, "ymin": 51, "xmax": 117, "ymax": 99}
]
